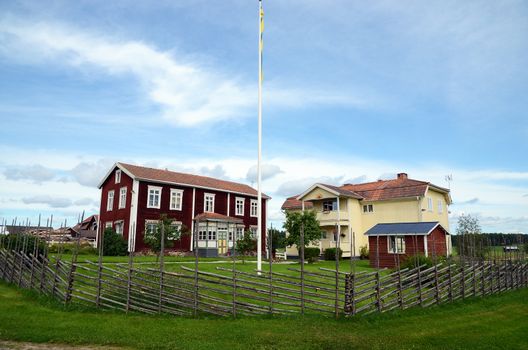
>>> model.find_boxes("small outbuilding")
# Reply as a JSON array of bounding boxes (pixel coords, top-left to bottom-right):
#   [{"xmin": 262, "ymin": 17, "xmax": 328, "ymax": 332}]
[{"xmin": 365, "ymin": 222, "xmax": 450, "ymax": 268}]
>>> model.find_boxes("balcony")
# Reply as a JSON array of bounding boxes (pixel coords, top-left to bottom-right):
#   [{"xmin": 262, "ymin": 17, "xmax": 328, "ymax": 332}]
[{"xmin": 316, "ymin": 210, "xmax": 349, "ymax": 224}]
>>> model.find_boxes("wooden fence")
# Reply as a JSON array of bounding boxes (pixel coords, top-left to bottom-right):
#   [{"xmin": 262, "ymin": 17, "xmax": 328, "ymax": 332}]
[{"xmin": 0, "ymin": 246, "xmax": 527, "ymax": 318}]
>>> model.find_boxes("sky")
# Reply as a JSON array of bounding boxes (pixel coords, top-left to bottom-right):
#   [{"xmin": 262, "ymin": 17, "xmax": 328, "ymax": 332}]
[{"xmin": 0, "ymin": 0, "xmax": 527, "ymax": 233}]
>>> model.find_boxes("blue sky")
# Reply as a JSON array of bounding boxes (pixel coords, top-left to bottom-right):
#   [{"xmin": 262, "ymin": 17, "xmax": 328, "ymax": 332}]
[{"xmin": 0, "ymin": 0, "xmax": 527, "ymax": 232}]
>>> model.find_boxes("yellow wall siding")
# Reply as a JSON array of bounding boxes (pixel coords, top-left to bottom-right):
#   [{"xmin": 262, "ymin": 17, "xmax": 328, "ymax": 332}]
[
  {"xmin": 360, "ymin": 199, "xmax": 420, "ymax": 233},
  {"xmin": 420, "ymin": 188, "xmax": 450, "ymax": 230}
]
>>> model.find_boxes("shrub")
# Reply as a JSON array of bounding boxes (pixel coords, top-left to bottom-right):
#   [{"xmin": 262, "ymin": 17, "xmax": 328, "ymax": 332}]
[
  {"xmin": 1, "ymin": 234, "xmax": 46, "ymax": 257},
  {"xmin": 103, "ymin": 228, "xmax": 128, "ymax": 256},
  {"xmin": 301, "ymin": 247, "xmax": 320, "ymax": 263},
  {"xmin": 401, "ymin": 254, "xmax": 433, "ymax": 270},
  {"xmin": 359, "ymin": 245, "xmax": 369, "ymax": 260},
  {"xmin": 324, "ymin": 247, "xmax": 343, "ymax": 261}
]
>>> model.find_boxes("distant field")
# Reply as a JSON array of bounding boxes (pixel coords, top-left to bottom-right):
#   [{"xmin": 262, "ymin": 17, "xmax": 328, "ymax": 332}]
[{"xmin": 0, "ymin": 281, "xmax": 527, "ymax": 349}]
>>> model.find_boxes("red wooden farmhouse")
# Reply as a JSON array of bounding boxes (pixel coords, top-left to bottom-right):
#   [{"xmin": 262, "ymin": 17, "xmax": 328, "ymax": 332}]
[
  {"xmin": 98, "ymin": 162, "xmax": 269, "ymax": 256},
  {"xmin": 365, "ymin": 222, "xmax": 450, "ymax": 268}
]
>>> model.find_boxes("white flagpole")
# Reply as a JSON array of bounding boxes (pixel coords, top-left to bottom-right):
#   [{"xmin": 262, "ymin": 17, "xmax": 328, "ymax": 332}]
[{"xmin": 257, "ymin": 0, "xmax": 263, "ymax": 274}]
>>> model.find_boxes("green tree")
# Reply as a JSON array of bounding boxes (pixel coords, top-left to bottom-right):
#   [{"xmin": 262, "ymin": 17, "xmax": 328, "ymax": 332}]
[
  {"xmin": 455, "ymin": 214, "xmax": 488, "ymax": 259},
  {"xmin": 143, "ymin": 214, "xmax": 187, "ymax": 256},
  {"xmin": 456, "ymin": 214, "xmax": 482, "ymax": 236},
  {"xmin": 283, "ymin": 210, "xmax": 322, "ymax": 249},
  {"xmin": 267, "ymin": 227, "xmax": 286, "ymax": 253},
  {"xmin": 236, "ymin": 230, "xmax": 257, "ymax": 263},
  {"xmin": 103, "ymin": 228, "xmax": 128, "ymax": 256}
]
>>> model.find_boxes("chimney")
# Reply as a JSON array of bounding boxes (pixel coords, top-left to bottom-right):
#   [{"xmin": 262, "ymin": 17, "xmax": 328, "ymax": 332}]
[{"xmin": 397, "ymin": 173, "xmax": 408, "ymax": 180}]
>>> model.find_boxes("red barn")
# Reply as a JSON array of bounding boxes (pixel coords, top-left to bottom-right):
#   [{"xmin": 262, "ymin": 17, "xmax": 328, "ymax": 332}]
[
  {"xmin": 366, "ymin": 222, "xmax": 450, "ymax": 268},
  {"xmin": 98, "ymin": 162, "xmax": 269, "ymax": 257}
]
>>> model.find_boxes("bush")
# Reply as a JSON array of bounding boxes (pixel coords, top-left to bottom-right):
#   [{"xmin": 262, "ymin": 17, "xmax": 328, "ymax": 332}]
[
  {"xmin": 359, "ymin": 245, "xmax": 369, "ymax": 260},
  {"xmin": 324, "ymin": 247, "xmax": 343, "ymax": 261},
  {"xmin": 103, "ymin": 228, "xmax": 128, "ymax": 256},
  {"xmin": 1, "ymin": 234, "xmax": 46, "ymax": 257},
  {"xmin": 401, "ymin": 254, "xmax": 433, "ymax": 270},
  {"xmin": 301, "ymin": 247, "xmax": 320, "ymax": 263}
]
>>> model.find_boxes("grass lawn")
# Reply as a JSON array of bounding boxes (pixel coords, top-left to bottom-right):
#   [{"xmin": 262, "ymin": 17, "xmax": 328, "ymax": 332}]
[{"xmin": 0, "ymin": 282, "xmax": 527, "ymax": 350}]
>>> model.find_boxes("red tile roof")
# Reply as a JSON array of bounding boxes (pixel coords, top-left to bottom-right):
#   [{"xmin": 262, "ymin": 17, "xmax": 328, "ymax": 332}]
[
  {"xmin": 117, "ymin": 163, "xmax": 270, "ymax": 199},
  {"xmin": 195, "ymin": 212, "xmax": 243, "ymax": 223},
  {"xmin": 281, "ymin": 174, "xmax": 450, "ymax": 210}
]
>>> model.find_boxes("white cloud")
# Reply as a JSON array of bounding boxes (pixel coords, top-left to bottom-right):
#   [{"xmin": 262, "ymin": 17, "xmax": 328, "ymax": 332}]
[
  {"xmin": 0, "ymin": 18, "xmax": 372, "ymax": 128},
  {"xmin": 246, "ymin": 164, "xmax": 283, "ymax": 183},
  {"xmin": 71, "ymin": 159, "xmax": 115, "ymax": 187},
  {"xmin": 22, "ymin": 195, "xmax": 72, "ymax": 208},
  {"xmin": 3, "ymin": 164, "xmax": 56, "ymax": 183}
]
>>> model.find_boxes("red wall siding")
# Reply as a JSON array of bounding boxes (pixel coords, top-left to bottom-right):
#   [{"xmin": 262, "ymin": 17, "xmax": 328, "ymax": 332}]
[
  {"xmin": 368, "ymin": 228, "xmax": 449, "ymax": 268},
  {"xmin": 98, "ymin": 167, "xmax": 133, "ymax": 245}
]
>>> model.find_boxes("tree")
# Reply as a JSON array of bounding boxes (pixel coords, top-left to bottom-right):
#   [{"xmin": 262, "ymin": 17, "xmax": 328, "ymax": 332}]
[
  {"xmin": 455, "ymin": 214, "xmax": 488, "ymax": 259},
  {"xmin": 143, "ymin": 214, "xmax": 187, "ymax": 256},
  {"xmin": 236, "ymin": 230, "xmax": 257, "ymax": 263},
  {"xmin": 267, "ymin": 227, "xmax": 286, "ymax": 254},
  {"xmin": 103, "ymin": 228, "xmax": 128, "ymax": 256},
  {"xmin": 283, "ymin": 210, "xmax": 322, "ymax": 249}
]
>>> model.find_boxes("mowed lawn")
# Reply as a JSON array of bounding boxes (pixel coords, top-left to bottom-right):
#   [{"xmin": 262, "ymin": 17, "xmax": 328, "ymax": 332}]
[{"xmin": 1, "ymin": 282, "xmax": 527, "ymax": 350}]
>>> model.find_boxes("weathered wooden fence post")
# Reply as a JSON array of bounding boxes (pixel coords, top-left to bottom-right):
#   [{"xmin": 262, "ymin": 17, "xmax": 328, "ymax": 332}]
[
  {"xmin": 300, "ymin": 221, "xmax": 305, "ymax": 316},
  {"xmin": 158, "ymin": 222, "xmax": 165, "ymax": 314}
]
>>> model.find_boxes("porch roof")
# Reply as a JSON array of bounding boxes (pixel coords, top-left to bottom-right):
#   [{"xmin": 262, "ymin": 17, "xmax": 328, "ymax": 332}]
[{"xmin": 194, "ymin": 212, "xmax": 244, "ymax": 224}]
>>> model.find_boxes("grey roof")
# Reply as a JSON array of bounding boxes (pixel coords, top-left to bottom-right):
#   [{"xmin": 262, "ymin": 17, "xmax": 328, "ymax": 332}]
[{"xmin": 365, "ymin": 222, "xmax": 449, "ymax": 236}]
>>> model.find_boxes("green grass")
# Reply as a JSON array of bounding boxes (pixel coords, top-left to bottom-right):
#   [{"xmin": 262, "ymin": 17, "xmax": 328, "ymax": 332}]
[
  {"xmin": 0, "ymin": 281, "xmax": 527, "ymax": 349},
  {"xmin": 52, "ymin": 254, "xmax": 257, "ymax": 264}
]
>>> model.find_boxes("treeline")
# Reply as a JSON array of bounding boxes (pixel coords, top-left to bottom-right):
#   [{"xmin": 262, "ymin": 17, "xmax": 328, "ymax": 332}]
[{"xmin": 452, "ymin": 233, "xmax": 528, "ymax": 247}]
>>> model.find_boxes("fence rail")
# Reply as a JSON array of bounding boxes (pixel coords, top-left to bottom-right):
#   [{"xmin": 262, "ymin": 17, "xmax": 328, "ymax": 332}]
[{"xmin": 1, "ymin": 246, "xmax": 527, "ymax": 318}]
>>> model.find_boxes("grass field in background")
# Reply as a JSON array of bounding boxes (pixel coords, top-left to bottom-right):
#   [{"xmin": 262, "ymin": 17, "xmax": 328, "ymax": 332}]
[{"xmin": 1, "ymin": 282, "xmax": 527, "ymax": 350}]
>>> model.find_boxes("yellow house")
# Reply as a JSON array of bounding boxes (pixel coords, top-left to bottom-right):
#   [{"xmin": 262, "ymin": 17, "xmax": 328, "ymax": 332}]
[{"xmin": 281, "ymin": 173, "xmax": 452, "ymax": 258}]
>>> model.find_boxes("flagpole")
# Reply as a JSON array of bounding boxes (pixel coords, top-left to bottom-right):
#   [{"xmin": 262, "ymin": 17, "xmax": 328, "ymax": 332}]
[{"xmin": 257, "ymin": 0, "xmax": 263, "ymax": 274}]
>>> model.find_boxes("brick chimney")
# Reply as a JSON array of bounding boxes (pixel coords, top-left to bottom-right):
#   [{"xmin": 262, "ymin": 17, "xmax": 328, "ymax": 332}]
[{"xmin": 397, "ymin": 173, "xmax": 408, "ymax": 180}]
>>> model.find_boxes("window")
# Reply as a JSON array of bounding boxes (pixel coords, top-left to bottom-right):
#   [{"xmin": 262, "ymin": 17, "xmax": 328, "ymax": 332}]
[
  {"xmin": 168, "ymin": 221, "xmax": 182, "ymax": 240},
  {"xmin": 236, "ymin": 227, "xmax": 244, "ymax": 240},
  {"xmin": 437, "ymin": 200, "xmax": 443, "ymax": 214},
  {"xmin": 208, "ymin": 229, "xmax": 216, "ymax": 241},
  {"xmin": 145, "ymin": 220, "xmax": 158, "ymax": 239},
  {"xmin": 170, "ymin": 189, "xmax": 183, "ymax": 210},
  {"xmin": 105, "ymin": 222, "xmax": 113, "ymax": 228},
  {"xmin": 115, "ymin": 170, "xmax": 121, "ymax": 184},
  {"xmin": 198, "ymin": 230, "xmax": 207, "ymax": 240},
  {"xmin": 118, "ymin": 187, "xmax": 127, "ymax": 209},
  {"xmin": 114, "ymin": 221, "xmax": 124, "ymax": 235},
  {"xmin": 363, "ymin": 204, "xmax": 373, "ymax": 213},
  {"xmin": 427, "ymin": 197, "xmax": 433, "ymax": 212},
  {"xmin": 147, "ymin": 186, "xmax": 162, "ymax": 209},
  {"xmin": 250, "ymin": 199, "xmax": 258, "ymax": 217},
  {"xmin": 388, "ymin": 236, "xmax": 406, "ymax": 254},
  {"xmin": 250, "ymin": 227, "xmax": 258, "ymax": 238},
  {"xmin": 235, "ymin": 197, "xmax": 245, "ymax": 216},
  {"xmin": 107, "ymin": 190, "xmax": 114, "ymax": 211},
  {"xmin": 204, "ymin": 193, "xmax": 215, "ymax": 212},
  {"xmin": 322, "ymin": 200, "xmax": 337, "ymax": 211}
]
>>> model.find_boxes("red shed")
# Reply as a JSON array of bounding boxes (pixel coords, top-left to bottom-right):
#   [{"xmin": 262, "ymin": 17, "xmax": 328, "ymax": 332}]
[{"xmin": 366, "ymin": 222, "xmax": 450, "ymax": 268}]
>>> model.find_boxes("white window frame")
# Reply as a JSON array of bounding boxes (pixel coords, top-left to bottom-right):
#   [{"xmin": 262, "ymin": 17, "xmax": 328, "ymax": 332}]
[
  {"xmin": 388, "ymin": 236, "xmax": 406, "ymax": 254},
  {"xmin": 322, "ymin": 200, "xmax": 337, "ymax": 212},
  {"xmin": 204, "ymin": 193, "xmax": 215, "ymax": 213},
  {"xmin": 235, "ymin": 197, "xmax": 245, "ymax": 216},
  {"xmin": 362, "ymin": 204, "xmax": 374, "ymax": 213},
  {"xmin": 114, "ymin": 220, "xmax": 124, "ymax": 235},
  {"xmin": 250, "ymin": 199, "xmax": 258, "ymax": 217},
  {"xmin": 145, "ymin": 220, "xmax": 159, "ymax": 239},
  {"xmin": 437, "ymin": 199, "xmax": 443, "ymax": 214},
  {"xmin": 147, "ymin": 185, "xmax": 162, "ymax": 209},
  {"xmin": 107, "ymin": 190, "xmax": 114, "ymax": 211},
  {"xmin": 170, "ymin": 189, "xmax": 183, "ymax": 211},
  {"xmin": 250, "ymin": 226, "xmax": 258, "ymax": 239},
  {"xmin": 105, "ymin": 222, "xmax": 113, "ymax": 228},
  {"xmin": 235, "ymin": 227, "xmax": 244, "ymax": 240},
  {"xmin": 118, "ymin": 187, "xmax": 127, "ymax": 209},
  {"xmin": 427, "ymin": 197, "xmax": 433, "ymax": 212},
  {"xmin": 115, "ymin": 169, "xmax": 121, "ymax": 184}
]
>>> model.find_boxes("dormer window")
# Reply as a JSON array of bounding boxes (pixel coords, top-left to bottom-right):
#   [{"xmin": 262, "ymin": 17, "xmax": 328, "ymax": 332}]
[{"xmin": 115, "ymin": 169, "xmax": 122, "ymax": 184}]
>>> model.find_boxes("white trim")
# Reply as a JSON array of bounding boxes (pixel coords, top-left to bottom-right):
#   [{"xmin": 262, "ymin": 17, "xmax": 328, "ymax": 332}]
[
  {"xmin": 204, "ymin": 193, "xmax": 215, "ymax": 213},
  {"xmin": 97, "ymin": 163, "xmax": 135, "ymax": 189},
  {"xmin": 114, "ymin": 220, "xmax": 124, "ymax": 235},
  {"xmin": 424, "ymin": 235, "xmax": 429, "ymax": 257},
  {"xmin": 115, "ymin": 169, "xmax": 122, "ymax": 184},
  {"xmin": 147, "ymin": 185, "xmax": 162, "ymax": 209},
  {"xmin": 296, "ymin": 183, "xmax": 340, "ymax": 200},
  {"xmin": 105, "ymin": 222, "xmax": 113, "ymax": 228},
  {"xmin": 250, "ymin": 199, "xmax": 258, "ymax": 217},
  {"xmin": 118, "ymin": 186, "xmax": 127, "ymax": 209},
  {"xmin": 427, "ymin": 197, "xmax": 433, "ymax": 212},
  {"xmin": 426, "ymin": 223, "xmax": 441, "ymax": 235},
  {"xmin": 227, "ymin": 193, "xmax": 231, "ymax": 216},
  {"xmin": 235, "ymin": 197, "xmax": 245, "ymax": 216},
  {"xmin": 437, "ymin": 199, "xmax": 443, "ymax": 214},
  {"xmin": 387, "ymin": 235, "xmax": 406, "ymax": 254},
  {"xmin": 128, "ymin": 179, "xmax": 139, "ymax": 252},
  {"xmin": 169, "ymin": 189, "xmax": 183, "ymax": 211},
  {"xmin": 106, "ymin": 190, "xmax": 114, "ymax": 211}
]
